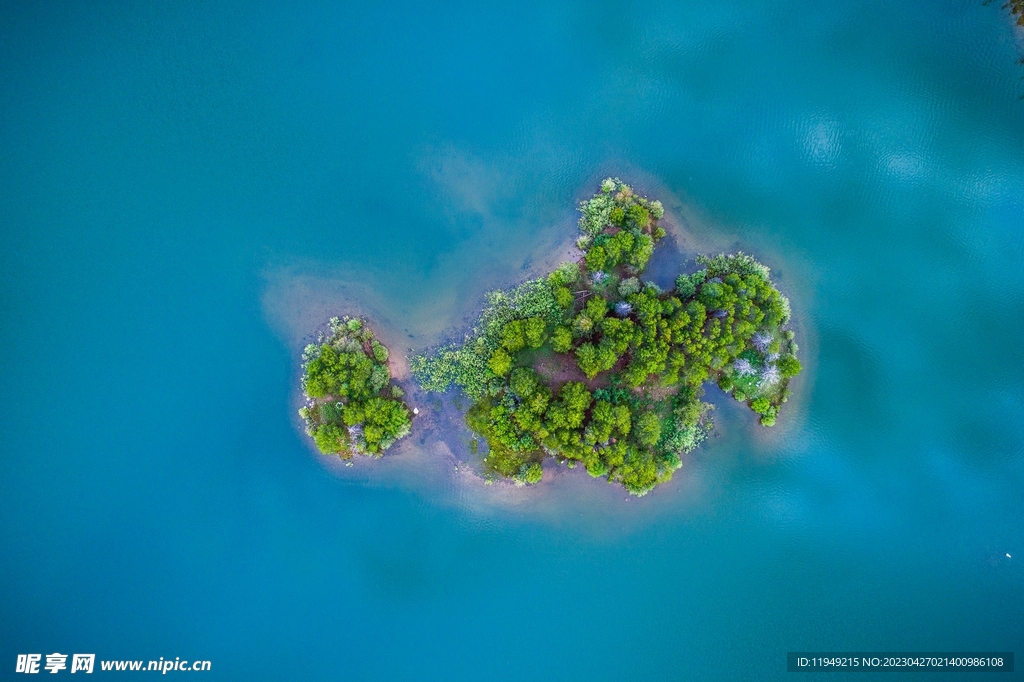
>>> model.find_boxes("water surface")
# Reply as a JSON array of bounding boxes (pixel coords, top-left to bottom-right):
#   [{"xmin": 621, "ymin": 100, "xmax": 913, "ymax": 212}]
[{"xmin": 1, "ymin": 0, "xmax": 1022, "ymax": 679}]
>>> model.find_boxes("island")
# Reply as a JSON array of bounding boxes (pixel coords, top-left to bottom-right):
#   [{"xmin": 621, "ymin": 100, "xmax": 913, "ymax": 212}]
[
  {"xmin": 411, "ymin": 179, "xmax": 801, "ymax": 495},
  {"xmin": 299, "ymin": 317, "xmax": 412, "ymax": 457},
  {"xmin": 297, "ymin": 179, "xmax": 802, "ymax": 495}
]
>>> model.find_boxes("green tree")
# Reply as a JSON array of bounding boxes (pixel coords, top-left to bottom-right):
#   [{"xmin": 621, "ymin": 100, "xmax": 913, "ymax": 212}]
[
  {"xmin": 575, "ymin": 343, "xmax": 601, "ymax": 379},
  {"xmin": 634, "ymin": 411, "xmax": 662, "ymax": 447},
  {"xmin": 509, "ymin": 367, "xmax": 540, "ymax": 398},
  {"xmin": 555, "ymin": 382, "xmax": 592, "ymax": 428},
  {"xmin": 523, "ymin": 317, "xmax": 547, "ymax": 348},
  {"xmin": 488, "ymin": 348, "xmax": 513, "ymax": 377},
  {"xmin": 584, "ymin": 295, "xmax": 608, "ymax": 322},
  {"xmin": 572, "ymin": 312, "xmax": 595, "ymax": 338},
  {"xmin": 342, "ymin": 403, "xmax": 365, "ymax": 426},
  {"xmin": 750, "ymin": 397, "xmax": 771, "ymax": 415},
  {"xmin": 777, "ymin": 354, "xmax": 801, "ymax": 378},
  {"xmin": 618, "ymin": 277, "xmax": 641, "ymax": 297},
  {"xmin": 370, "ymin": 364, "xmax": 389, "ymax": 392},
  {"xmin": 627, "ymin": 203, "xmax": 650, "ymax": 228},
  {"xmin": 313, "ymin": 423, "xmax": 347, "ymax": 454},
  {"xmin": 522, "ymin": 462, "xmax": 543, "ymax": 484},
  {"xmin": 362, "ymin": 397, "xmax": 412, "ymax": 453},
  {"xmin": 553, "ymin": 286, "xmax": 573, "ymax": 309},
  {"xmin": 547, "ymin": 261, "xmax": 580, "ymax": 287},
  {"xmin": 551, "ymin": 326, "xmax": 573, "ymax": 353},
  {"xmin": 500, "ymin": 320, "xmax": 526, "ymax": 353},
  {"xmin": 600, "ymin": 317, "xmax": 634, "ymax": 354},
  {"xmin": 628, "ymin": 234, "xmax": 654, "ymax": 270},
  {"xmin": 675, "ymin": 270, "xmax": 705, "ymax": 299}
]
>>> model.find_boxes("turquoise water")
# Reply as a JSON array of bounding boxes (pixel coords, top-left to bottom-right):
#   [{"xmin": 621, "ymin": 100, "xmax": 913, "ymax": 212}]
[{"xmin": 2, "ymin": 0, "xmax": 1023, "ymax": 679}]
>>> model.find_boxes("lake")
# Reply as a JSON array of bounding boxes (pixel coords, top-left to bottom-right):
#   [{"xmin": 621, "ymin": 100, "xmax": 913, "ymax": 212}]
[{"xmin": 1, "ymin": 0, "xmax": 1022, "ymax": 679}]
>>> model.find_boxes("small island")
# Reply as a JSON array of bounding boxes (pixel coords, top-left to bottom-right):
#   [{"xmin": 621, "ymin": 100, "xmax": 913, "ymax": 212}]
[
  {"xmin": 299, "ymin": 317, "xmax": 412, "ymax": 457},
  {"xmin": 297, "ymin": 180, "xmax": 801, "ymax": 495},
  {"xmin": 412, "ymin": 179, "xmax": 801, "ymax": 495}
]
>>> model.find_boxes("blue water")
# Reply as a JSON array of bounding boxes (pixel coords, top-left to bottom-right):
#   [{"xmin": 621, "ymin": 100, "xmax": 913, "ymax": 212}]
[{"xmin": 2, "ymin": 1, "xmax": 1023, "ymax": 679}]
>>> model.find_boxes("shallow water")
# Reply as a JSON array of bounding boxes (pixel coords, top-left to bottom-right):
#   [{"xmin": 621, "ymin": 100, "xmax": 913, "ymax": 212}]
[{"xmin": 2, "ymin": 0, "xmax": 1023, "ymax": 679}]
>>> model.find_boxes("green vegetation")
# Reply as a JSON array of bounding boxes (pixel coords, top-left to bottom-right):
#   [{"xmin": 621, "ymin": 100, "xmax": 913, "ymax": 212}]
[
  {"xmin": 299, "ymin": 317, "xmax": 412, "ymax": 458},
  {"xmin": 409, "ymin": 278, "xmax": 562, "ymax": 401},
  {"xmin": 413, "ymin": 179, "xmax": 801, "ymax": 494}
]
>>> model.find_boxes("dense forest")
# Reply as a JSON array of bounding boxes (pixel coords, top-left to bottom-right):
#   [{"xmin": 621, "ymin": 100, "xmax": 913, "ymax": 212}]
[
  {"xmin": 299, "ymin": 317, "xmax": 412, "ymax": 457},
  {"xmin": 412, "ymin": 180, "xmax": 801, "ymax": 495}
]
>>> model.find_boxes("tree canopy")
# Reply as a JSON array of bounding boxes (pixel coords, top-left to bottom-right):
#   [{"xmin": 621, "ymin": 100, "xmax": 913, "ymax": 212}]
[
  {"xmin": 299, "ymin": 317, "xmax": 412, "ymax": 458},
  {"xmin": 412, "ymin": 179, "xmax": 801, "ymax": 494}
]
